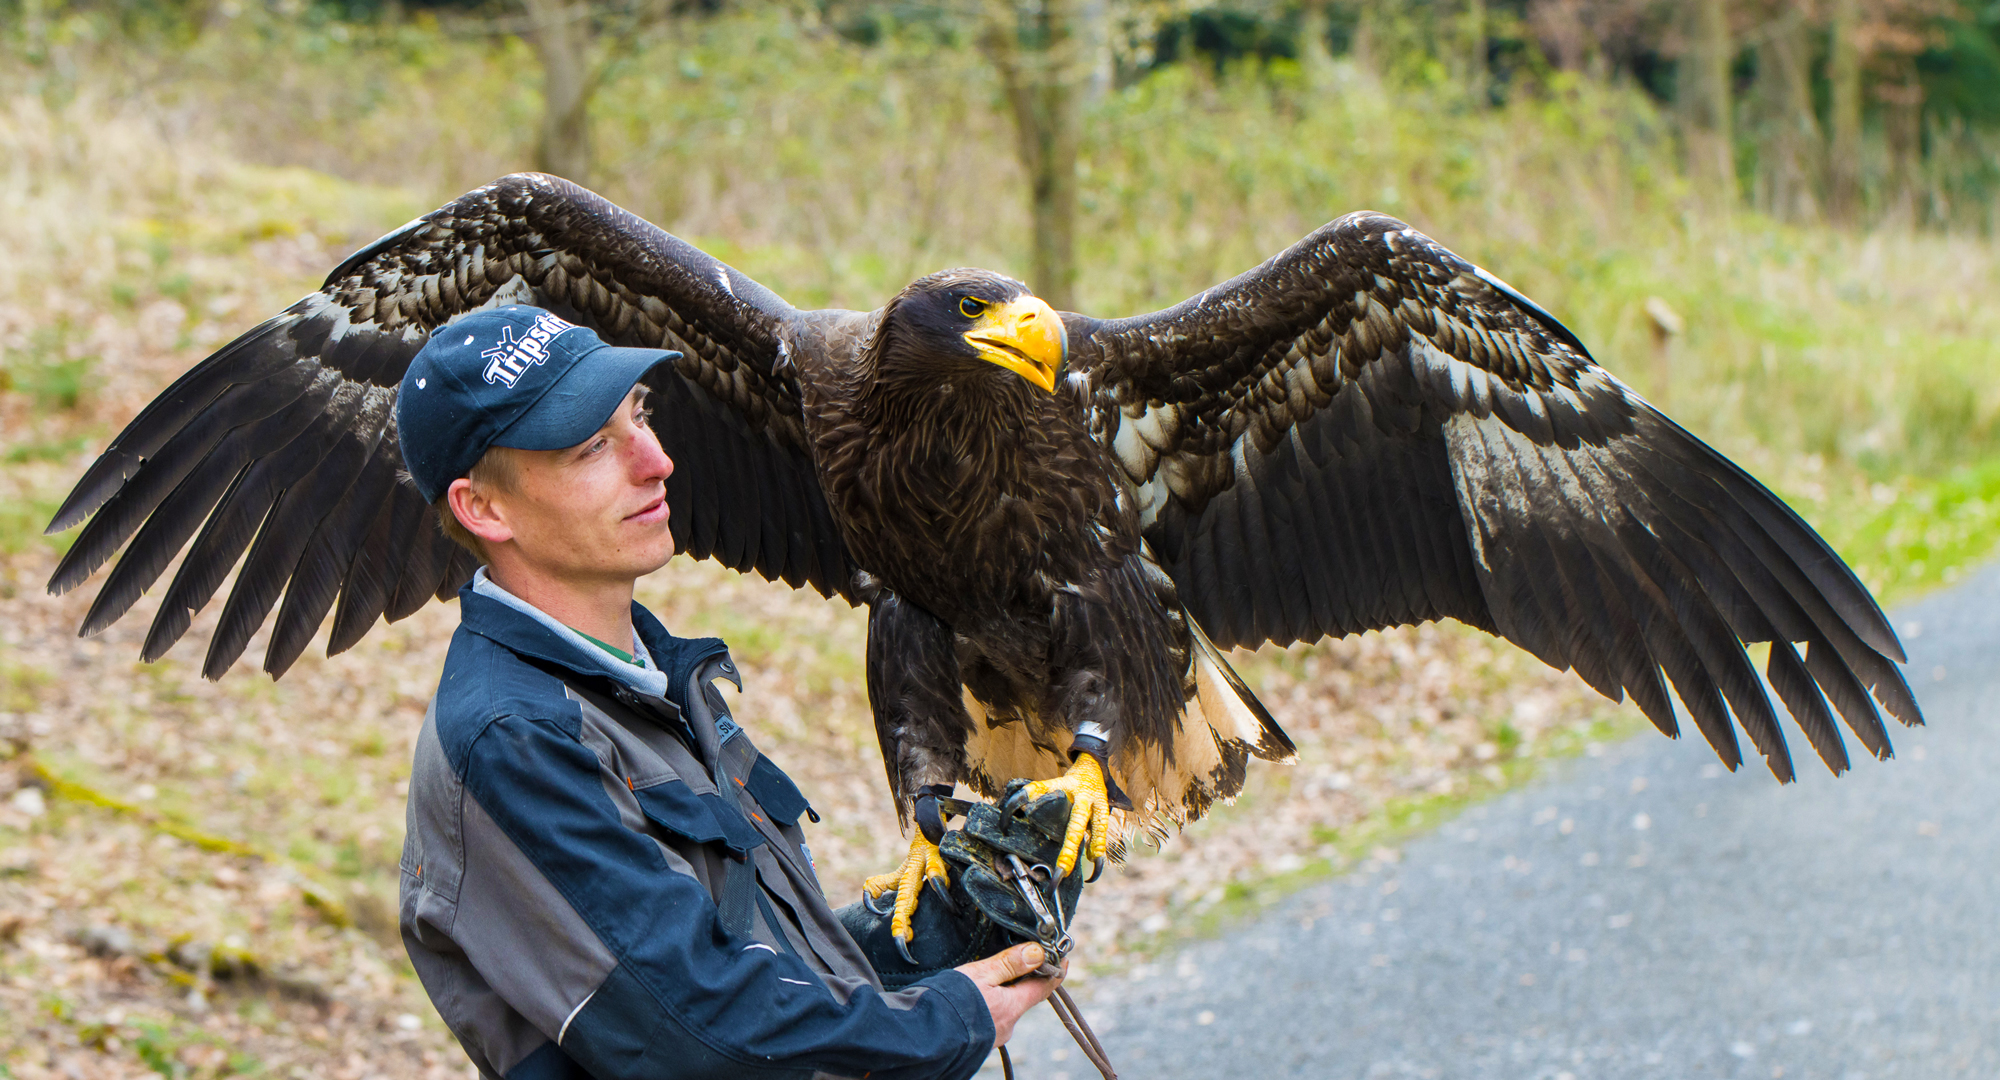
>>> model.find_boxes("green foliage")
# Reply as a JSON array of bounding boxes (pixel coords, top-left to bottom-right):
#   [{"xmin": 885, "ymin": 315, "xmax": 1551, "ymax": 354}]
[
  {"xmin": 0, "ymin": 652, "xmax": 53, "ymax": 714},
  {"xmin": 1828, "ymin": 461, "xmax": 2000, "ymax": 598},
  {"xmin": 0, "ymin": 326, "xmax": 96, "ymax": 412},
  {"xmin": 1921, "ymin": 9, "xmax": 2000, "ymax": 127},
  {"xmin": 129, "ymin": 1021, "xmax": 178, "ymax": 1078},
  {"xmin": 0, "ymin": 495, "xmax": 67, "ymax": 558}
]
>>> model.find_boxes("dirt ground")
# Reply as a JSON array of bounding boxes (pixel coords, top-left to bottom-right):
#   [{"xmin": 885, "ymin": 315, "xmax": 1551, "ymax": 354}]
[{"xmin": 0, "ymin": 201, "xmax": 1619, "ymax": 1080}]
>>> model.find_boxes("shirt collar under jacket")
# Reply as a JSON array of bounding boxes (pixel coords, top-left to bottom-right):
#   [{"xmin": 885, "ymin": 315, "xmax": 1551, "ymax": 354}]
[{"xmin": 472, "ymin": 564, "xmax": 676, "ymax": 700}]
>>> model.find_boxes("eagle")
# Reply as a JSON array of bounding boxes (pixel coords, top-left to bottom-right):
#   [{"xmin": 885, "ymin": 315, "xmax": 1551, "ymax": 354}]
[{"xmin": 45, "ymin": 173, "xmax": 1923, "ymax": 952}]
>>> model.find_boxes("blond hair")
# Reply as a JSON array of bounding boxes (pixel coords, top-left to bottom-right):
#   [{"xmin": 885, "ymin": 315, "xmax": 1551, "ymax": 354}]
[{"xmin": 431, "ymin": 446, "xmax": 521, "ymax": 563}]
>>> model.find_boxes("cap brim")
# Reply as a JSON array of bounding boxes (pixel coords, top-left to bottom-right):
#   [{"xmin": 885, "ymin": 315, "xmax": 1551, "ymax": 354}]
[{"xmin": 491, "ymin": 344, "xmax": 680, "ymax": 452}]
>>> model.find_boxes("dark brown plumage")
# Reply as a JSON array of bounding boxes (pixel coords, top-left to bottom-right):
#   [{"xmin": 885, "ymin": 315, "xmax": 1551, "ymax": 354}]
[
  {"xmin": 46, "ymin": 174, "xmax": 1922, "ymax": 854},
  {"xmin": 803, "ymin": 269, "xmax": 1260, "ymax": 824}
]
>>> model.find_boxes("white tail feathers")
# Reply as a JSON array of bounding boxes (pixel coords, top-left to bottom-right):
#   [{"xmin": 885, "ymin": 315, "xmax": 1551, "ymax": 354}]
[{"xmin": 957, "ymin": 616, "xmax": 1294, "ymax": 839}]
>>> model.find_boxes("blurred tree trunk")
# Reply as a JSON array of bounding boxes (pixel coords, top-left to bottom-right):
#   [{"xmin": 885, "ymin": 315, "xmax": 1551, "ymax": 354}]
[
  {"xmin": 1529, "ymin": 0, "xmax": 1587, "ymax": 72},
  {"xmin": 1826, "ymin": 0, "xmax": 1864, "ymax": 224},
  {"xmin": 1463, "ymin": 0, "xmax": 1487, "ymax": 103},
  {"xmin": 1351, "ymin": 0, "xmax": 1380, "ymax": 75},
  {"xmin": 1877, "ymin": 59, "xmax": 1924, "ymax": 225},
  {"xmin": 21, "ymin": 0, "xmax": 50, "ymax": 62},
  {"xmin": 1680, "ymin": 0, "xmax": 1737, "ymax": 205},
  {"xmin": 1300, "ymin": 0, "xmax": 1336, "ymax": 88},
  {"xmin": 981, "ymin": 0, "xmax": 1083, "ymax": 311},
  {"xmin": 1079, "ymin": 0, "xmax": 1111, "ymax": 104},
  {"xmin": 1755, "ymin": 3, "xmax": 1821, "ymax": 222},
  {"xmin": 523, "ymin": 0, "xmax": 594, "ymax": 185}
]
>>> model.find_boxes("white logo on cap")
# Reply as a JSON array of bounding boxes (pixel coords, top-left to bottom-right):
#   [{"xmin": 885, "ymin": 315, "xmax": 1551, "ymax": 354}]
[{"xmin": 481, "ymin": 311, "xmax": 577, "ymax": 388}]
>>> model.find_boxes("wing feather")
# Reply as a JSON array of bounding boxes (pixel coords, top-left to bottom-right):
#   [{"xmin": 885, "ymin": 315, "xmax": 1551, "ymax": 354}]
[
  {"xmin": 205, "ymin": 392, "xmax": 394, "ymax": 678},
  {"xmin": 51, "ymin": 357, "xmax": 324, "ymax": 598},
  {"xmin": 48, "ymin": 173, "xmax": 861, "ymax": 675},
  {"xmin": 46, "ymin": 318, "xmax": 312, "ymax": 535},
  {"xmin": 1069, "ymin": 211, "xmax": 1921, "ymax": 778},
  {"xmin": 263, "ymin": 425, "xmax": 404, "ymax": 676},
  {"xmin": 75, "ymin": 369, "xmax": 344, "ymax": 636},
  {"xmin": 143, "ymin": 381, "xmax": 373, "ymax": 662},
  {"xmin": 329, "ymin": 488, "xmax": 415, "ymax": 656}
]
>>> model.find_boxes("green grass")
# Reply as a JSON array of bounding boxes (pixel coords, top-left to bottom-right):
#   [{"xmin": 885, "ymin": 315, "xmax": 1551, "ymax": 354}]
[
  {"xmin": 0, "ymin": 495, "xmax": 67, "ymax": 559},
  {"xmin": 1832, "ymin": 461, "xmax": 2000, "ymax": 598}
]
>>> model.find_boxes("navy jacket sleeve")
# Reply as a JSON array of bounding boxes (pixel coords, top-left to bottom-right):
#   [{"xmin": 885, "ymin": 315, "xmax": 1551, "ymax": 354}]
[{"xmin": 458, "ymin": 712, "xmax": 995, "ymax": 1080}]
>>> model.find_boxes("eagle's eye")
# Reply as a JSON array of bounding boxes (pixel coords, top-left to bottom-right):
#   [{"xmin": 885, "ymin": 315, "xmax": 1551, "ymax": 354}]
[{"xmin": 958, "ymin": 296, "xmax": 987, "ymax": 319}]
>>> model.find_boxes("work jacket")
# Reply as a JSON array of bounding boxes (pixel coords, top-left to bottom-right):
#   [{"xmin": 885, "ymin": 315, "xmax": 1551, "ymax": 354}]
[{"xmin": 398, "ymin": 583, "xmax": 994, "ymax": 1080}]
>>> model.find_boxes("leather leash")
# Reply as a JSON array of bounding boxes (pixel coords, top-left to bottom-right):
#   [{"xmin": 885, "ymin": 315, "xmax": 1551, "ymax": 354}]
[{"xmin": 994, "ymin": 853, "xmax": 1119, "ymax": 1080}]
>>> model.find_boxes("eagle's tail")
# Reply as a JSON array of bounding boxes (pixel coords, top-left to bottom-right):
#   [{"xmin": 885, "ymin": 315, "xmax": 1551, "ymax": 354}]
[
  {"xmin": 1110, "ymin": 616, "xmax": 1296, "ymax": 836},
  {"xmin": 1189, "ymin": 619, "xmax": 1296, "ymax": 765}
]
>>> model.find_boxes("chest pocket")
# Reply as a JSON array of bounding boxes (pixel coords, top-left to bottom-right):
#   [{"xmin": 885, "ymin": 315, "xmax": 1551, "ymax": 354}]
[
  {"xmin": 632, "ymin": 779, "xmax": 765, "ymax": 857},
  {"xmin": 744, "ymin": 755, "xmax": 817, "ymax": 829}
]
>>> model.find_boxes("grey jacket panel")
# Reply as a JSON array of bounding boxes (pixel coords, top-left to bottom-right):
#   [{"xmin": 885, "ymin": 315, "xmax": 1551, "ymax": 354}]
[
  {"xmin": 457, "ymin": 790, "xmax": 619, "ymax": 1038},
  {"xmin": 402, "ymin": 707, "xmax": 562, "ymax": 1078}
]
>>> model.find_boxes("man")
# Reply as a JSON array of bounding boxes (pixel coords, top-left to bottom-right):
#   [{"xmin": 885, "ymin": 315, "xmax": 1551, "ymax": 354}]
[{"xmin": 394, "ymin": 305, "xmax": 1064, "ymax": 1080}]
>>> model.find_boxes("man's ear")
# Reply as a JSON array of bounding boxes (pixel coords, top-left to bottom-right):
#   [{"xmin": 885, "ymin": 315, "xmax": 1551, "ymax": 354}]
[{"xmin": 448, "ymin": 476, "xmax": 514, "ymax": 548}]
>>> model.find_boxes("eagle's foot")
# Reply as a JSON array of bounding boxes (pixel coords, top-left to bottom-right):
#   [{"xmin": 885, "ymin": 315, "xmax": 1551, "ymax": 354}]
[
  {"xmin": 861, "ymin": 832, "xmax": 952, "ymax": 961},
  {"xmin": 1003, "ymin": 753, "xmax": 1112, "ymax": 883}
]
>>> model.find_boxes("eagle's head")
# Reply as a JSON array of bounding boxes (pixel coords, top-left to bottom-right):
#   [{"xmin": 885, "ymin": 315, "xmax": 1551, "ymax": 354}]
[{"xmin": 874, "ymin": 269, "xmax": 1066, "ymax": 395}]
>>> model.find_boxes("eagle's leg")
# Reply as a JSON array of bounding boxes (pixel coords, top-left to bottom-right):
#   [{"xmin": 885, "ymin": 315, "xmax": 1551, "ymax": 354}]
[
  {"xmin": 861, "ymin": 793, "xmax": 955, "ymax": 955},
  {"xmin": 864, "ymin": 592, "xmax": 976, "ymax": 955},
  {"xmin": 1004, "ymin": 745, "xmax": 1115, "ymax": 881}
]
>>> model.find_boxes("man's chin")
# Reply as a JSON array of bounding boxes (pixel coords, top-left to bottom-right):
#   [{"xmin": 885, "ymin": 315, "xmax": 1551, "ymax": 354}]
[
  {"xmin": 625, "ymin": 534, "xmax": 678, "ymax": 578},
  {"xmin": 635, "ymin": 547, "xmax": 677, "ymax": 577}
]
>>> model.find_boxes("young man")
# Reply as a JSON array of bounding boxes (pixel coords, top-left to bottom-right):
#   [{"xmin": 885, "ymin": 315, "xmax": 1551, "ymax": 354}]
[{"xmin": 394, "ymin": 306, "xmax": 1063, "ymax": 1080}]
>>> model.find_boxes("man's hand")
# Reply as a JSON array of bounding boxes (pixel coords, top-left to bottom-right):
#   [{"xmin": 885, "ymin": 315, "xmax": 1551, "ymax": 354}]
[{"xmin": 956, "ymin": 943, "xmax": 1067, "ymax": 1048}]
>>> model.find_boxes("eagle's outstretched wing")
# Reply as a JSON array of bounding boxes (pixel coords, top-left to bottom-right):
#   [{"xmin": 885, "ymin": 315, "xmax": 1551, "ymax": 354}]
[
  {"xmin": 46, "ymin": 173, "xmax": 860, "ymax": 679},
  {"xmin": 1065, "ymin": 212, "xmax": 1921, "ymax": 781}
]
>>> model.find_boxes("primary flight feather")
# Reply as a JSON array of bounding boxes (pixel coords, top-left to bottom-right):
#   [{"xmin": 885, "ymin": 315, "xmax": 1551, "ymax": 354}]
[{"xmin": 47, "ymin": 173, "xmax": 1922, "ymax": 948}]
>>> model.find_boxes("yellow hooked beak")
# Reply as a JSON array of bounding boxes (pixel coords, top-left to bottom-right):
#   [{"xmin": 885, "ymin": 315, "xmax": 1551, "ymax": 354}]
[{"xmin": 964, "ymin": 295, "xmax": 1065, "ymax": 394}]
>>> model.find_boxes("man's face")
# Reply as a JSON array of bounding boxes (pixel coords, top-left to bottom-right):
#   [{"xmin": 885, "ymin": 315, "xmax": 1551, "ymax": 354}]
[{"xmin": 480, "ymin": 386, "xmax": 676, "ymax": 585}]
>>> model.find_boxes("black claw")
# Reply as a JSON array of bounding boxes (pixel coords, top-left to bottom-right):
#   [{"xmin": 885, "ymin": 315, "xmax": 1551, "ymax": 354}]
[
  {"xmin": 926, "ymin": 875, "xmax": 958, "ymax": 913},
  {"xmin": 895, "ymin": 934, "xmax": 917, "ymax": 965},
  {"xmin": 1000, "ymin": 790, "xmax": 1028, "ymax": 818},
  {"xmin": 1085, "ymin": 856, "xmax": 1104, "ymax": 884},
  {"xmin": 863, "ymin": 888, "xmax": 894, "ymax": 916}
]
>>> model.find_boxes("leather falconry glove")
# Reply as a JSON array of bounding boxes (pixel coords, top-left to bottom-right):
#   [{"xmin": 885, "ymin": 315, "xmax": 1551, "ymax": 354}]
[{"xmin": 838, "ymin": 785, "xmax": 1088, "ymax": 991}]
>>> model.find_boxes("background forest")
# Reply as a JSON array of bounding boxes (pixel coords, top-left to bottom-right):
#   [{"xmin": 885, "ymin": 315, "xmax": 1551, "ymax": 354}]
[{"xmin": 1, "ymin": 0, "xmax": 1997, "ymax": 1075}]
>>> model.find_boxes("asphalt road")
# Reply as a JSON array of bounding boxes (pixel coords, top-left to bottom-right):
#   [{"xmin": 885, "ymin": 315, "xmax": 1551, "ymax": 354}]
[{"xmin": 1005, "ymin": 561, "xmax": 1999, "ymax": 1079}]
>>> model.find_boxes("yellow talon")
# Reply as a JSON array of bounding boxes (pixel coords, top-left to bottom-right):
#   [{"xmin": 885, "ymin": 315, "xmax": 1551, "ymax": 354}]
[
  {"xmin": 863, "ymin": 832, "xmax": 950, "ymax": 948},
  {"xmin": 1017, "ymin": 752, "xmax": 1113, "ymax": 879}
]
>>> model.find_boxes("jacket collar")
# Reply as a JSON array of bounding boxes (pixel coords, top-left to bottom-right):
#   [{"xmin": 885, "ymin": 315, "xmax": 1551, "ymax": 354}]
[{"xmin": 457, "ymin": 583, "xmax": 730, "ymax": 704}]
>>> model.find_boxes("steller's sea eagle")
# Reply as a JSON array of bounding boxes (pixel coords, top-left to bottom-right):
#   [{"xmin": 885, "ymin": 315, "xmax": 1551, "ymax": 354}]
[{"xmin": 45, "ymin": 174, "xmax": 1923, "ymax": 950}]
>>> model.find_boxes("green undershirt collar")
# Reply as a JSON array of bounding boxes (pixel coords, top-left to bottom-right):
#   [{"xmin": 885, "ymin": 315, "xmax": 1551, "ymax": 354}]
[{"xmin": 573, "ymin": 628, "xmax": 636, "ymax": 666}]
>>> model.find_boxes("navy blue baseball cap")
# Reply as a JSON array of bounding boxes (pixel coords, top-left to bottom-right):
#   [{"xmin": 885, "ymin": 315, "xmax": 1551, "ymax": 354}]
[{"xmin": 395, "ymin": 305, "xmax": 681, "ymax": 503}]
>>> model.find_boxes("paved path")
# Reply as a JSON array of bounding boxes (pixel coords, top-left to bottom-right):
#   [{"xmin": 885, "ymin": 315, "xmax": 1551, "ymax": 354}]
[{"xmin": 1007, "ymin": 562, "xmax": 1999, "ymax": 1079}]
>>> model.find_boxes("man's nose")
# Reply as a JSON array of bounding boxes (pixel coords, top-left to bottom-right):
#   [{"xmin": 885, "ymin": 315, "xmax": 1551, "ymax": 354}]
[{"xmin": 631, "ymin": 423, "xmax": 672, "ymax": 483}]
